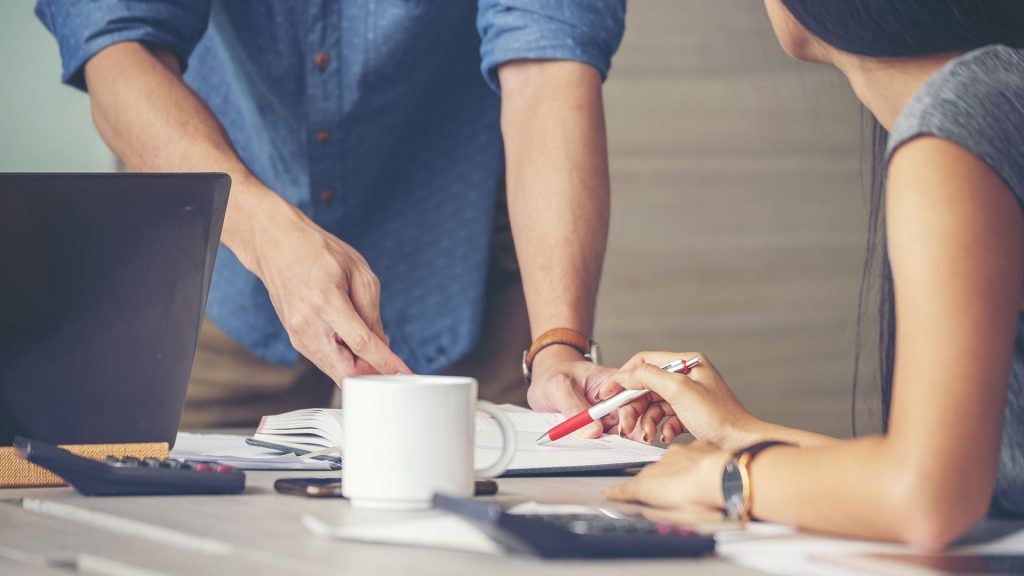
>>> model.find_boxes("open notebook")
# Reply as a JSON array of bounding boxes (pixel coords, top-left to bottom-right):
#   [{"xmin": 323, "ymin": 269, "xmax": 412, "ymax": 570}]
[{"xmin": 247, "ymin": 405, "xmax": 665, "ymax": 476}]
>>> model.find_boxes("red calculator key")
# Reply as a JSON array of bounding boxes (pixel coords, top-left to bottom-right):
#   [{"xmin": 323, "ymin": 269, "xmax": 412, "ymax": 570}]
[
  {"xmin": 193, "ymin": 463, "xmax": 213, "ymax": 472},
  {"xmin": 215, "ymin": 465, "xmax": 234, "ymax": 473}
]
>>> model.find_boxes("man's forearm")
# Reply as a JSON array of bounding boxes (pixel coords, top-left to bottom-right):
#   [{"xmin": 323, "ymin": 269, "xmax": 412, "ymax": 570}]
[
  {"xmin": 83, "ymin": 41, "xmax": 289, "ymax": 272},
  {"xmin": 498, "ymin": 61, "xmax": 610, "ymax": 340}
]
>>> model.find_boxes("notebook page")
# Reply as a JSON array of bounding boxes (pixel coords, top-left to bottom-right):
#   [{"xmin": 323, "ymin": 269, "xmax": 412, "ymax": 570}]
[{"xmin": 475, "ymin": 412, "xmax": 664, "ymax": 473}]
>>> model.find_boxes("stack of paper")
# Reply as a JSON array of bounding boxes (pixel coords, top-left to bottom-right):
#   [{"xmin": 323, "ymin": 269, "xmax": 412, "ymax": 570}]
[
  {"xmin": 171, "ymin": 432, "xmax": 337, "ymax": 471},
  {"xmin": 247, "ymin": 404, "xmax": 667, "ymax": 476}
]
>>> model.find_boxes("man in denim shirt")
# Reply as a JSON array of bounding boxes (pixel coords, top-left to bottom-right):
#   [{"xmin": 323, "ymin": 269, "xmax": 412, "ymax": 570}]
[{"xmin": 37, "ymin": 0, "xmax": 625, "ymax": 434}]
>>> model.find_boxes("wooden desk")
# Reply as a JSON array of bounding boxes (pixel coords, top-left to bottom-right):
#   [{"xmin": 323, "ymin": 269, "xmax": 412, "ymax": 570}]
[{"xmin": 0, "ymin": 469, "xmax": 762, "ymax": 575}]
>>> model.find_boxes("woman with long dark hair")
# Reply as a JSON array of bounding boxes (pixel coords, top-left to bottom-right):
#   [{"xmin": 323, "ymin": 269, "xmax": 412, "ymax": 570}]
[{"xmin": 602, "ymin": 0, "xmax": 1024, "ymax": 548}]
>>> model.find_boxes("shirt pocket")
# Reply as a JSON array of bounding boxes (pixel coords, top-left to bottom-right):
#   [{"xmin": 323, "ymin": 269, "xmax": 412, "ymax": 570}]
[{"xmin": 365, "ymin": 0, "xmax": 468, "ymax": 94}]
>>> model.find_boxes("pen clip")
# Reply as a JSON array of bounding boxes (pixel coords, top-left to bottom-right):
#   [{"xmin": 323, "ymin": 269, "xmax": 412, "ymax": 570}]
[
  {"xmin": 661, "ymin": 357, "xmax": 700, "ymax": 375},
  {"xmin": 660, "ymin": 359, "xmax": 685, "ymax": 372}
]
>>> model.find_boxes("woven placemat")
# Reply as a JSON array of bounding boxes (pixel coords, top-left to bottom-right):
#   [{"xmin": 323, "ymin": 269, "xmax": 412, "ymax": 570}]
[{"xmin": 0, "ymin": 442, "xmax": 168, "ymax": 488}]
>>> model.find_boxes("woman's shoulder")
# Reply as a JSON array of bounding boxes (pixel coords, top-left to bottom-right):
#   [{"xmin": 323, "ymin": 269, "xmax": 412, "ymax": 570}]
[{"xmin": 888, "ymin": 45, "xmax": 1024, "ymax": 201}]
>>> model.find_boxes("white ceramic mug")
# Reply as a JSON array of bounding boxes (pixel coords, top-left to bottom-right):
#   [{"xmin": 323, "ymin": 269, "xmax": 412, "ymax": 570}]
[{"xmin": 341, "ymin": 375, "xmax": 517, "ymax": 509}]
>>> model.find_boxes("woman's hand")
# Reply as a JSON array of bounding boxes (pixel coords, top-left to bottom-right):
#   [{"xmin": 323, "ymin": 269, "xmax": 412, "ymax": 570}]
[
  {"xmin": 599, "ymin": 352, "xmax": 761, "ymax": 451},
  {"xmin": 604, "ymin": 440, "xmax": 729, "ymax": 511}
]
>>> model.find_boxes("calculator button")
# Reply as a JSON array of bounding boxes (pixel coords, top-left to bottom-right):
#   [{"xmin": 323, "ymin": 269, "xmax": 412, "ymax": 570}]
[
  {"xmin": 104, "ymin": 455, "xmax": 120, "ymax": 465},
  {"xmin": 119, "ymin": 456, "xmax": 141, "ymax": 467},
  {"xmin": 215, "ymin": 465, "xmax": 234, "ymax": 473},
  {"xmin": 142, "ymin": 458, "xmax": 163, "ymax": 468},
  {"xmin": 193, "ymin": 463, "xmax": 213, "ymax": 472},
  {"xmin": 163, "ymin": 460, "xmax": 183, "ymax": 469}
]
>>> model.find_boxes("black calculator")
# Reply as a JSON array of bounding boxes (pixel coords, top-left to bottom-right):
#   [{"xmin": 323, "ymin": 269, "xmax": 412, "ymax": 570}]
[
  {"xmin": 432, "ymin": 493, "xmax": 716, "ymax": 559},
  {"xmin": 13, "ymin": 436, "xmax": 246, "ymax": 496}
]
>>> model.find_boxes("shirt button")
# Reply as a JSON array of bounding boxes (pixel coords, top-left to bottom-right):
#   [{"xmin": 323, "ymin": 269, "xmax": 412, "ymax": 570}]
[
  {"xmin": 427, "ymin": 356, "xmax": 446, "ymax": 369},
  {"xmin": 319, "ymin": 189, "xmax": 335, "ymax": 203},
  {"xmin": 316, "ymin": 130, "xmax": 331, "ymax": 144},
  {"xmin": 314, "ymin": 52, "xmax": 330, "ymax": 70}
]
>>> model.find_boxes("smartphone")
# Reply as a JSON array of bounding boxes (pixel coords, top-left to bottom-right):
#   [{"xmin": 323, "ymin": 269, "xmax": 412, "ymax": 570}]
[
  {"xmin": 274, "ymin": 477, "xmax": 343, "ymax": 498},
  {"xmin": 274, "ymin": 477, "xmax": 499, "ymax": 498}
]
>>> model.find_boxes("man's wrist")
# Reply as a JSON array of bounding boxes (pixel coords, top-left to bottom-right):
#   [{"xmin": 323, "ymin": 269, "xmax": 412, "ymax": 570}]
[
  {"xmin": 530, "ymin": 344, "xmax": 587, "ymax": 370},
  {"xmin": 220, "ymin": 176, "xmax": 294, "ymax": 275},
  {"xmin": 523, "ymin": 327, "xmax": 599, "ymax": 381}
]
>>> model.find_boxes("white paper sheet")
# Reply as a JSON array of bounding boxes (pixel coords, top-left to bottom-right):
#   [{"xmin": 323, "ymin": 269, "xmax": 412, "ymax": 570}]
[
  {"xmin": 301, "ymin": 513, "xmax": 502, "ymax": 555},
  {"xmin": 717, "ymin": 522, "xmax": 1024, "ymax": 576}
]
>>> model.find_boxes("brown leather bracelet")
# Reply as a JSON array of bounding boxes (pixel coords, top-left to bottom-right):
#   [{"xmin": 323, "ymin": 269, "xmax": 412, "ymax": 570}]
[{"xmin": 521, "ymin": 328, "xmax": 600, "ymax": 382}]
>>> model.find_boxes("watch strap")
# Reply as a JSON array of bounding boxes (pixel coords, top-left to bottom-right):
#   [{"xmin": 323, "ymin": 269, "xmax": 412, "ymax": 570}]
[
  {"xmin": 738, "ymin": 440, "xmax": 789, "ymax": 462},
  {"xmin": 726, "ymin": 440, "xmax": 791, "ymax": 523},
  {"xmin": 522, "ymin": 328, "xmax": 595, "ymax": 381}
]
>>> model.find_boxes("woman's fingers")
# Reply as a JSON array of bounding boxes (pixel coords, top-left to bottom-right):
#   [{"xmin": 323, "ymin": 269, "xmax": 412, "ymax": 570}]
[
  {"xmin": 603, "ymin": 477, "xmax": 641, "ymax": 503},
  {"xmin": 638, "ymin": 401, "xmax": 671, "ymax": 444},
  {"xmin": 604, "ymin": 470, "xmax": 670, "ymax": 507},
  {"xmin": 640, "ymin": 504, "xmax": 725, "ymax": 525},
  {"xmin": 660, "ymin": 415, "xmax": 686, "ymax": 444},
  {"xmin": 605, "ymin": 442, "xmax": 731, "ymax": 511},
  {"xmin": 615, "ymin": 393, "xmax": 652, "ymax": 436},
  {"xmin": 619, "ymin": 351, "xmax": 693, "ymax": 372},
  {"xmin": 615, "ymin": 362, "xmax": 693, "ymax": 405}
]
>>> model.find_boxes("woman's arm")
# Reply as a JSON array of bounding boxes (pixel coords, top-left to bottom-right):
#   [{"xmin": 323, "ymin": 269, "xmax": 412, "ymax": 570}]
[{"xmin": 608, "ymin": 136, "xmax": 1024, "ymax": 549}]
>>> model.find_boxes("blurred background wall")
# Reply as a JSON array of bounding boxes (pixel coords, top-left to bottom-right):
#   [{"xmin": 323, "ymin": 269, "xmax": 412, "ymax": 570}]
[
  {"xmin": 598, "ymin": 0, "xmax": 876, "ymax": 437},
  {"xmin": 0, "ymin": 0, "xmax": 876, "ymax": 437},
  {"xmin": 0, "ymin": 0, "xmax": 114, "ymax": 171}
]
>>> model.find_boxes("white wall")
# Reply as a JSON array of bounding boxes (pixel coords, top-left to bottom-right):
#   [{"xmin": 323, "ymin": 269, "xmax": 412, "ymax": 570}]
[{"xmin": 0, "ymin": 0, "xmax": 114, "ymax": 171}]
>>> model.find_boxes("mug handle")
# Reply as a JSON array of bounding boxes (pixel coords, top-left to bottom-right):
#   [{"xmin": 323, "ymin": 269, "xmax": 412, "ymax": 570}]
[{"xmin": 474, "ymin": 401, "xmax": 517, "ymax": 478}]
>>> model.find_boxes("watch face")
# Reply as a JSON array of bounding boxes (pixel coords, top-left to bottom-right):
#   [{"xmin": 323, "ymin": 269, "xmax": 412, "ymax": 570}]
[{"xmin": 722, "ymin": 460, "xmax": 745, "ymax": 519}]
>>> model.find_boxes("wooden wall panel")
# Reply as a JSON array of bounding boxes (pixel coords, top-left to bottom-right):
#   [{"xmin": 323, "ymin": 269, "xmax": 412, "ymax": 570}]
[{"xmin": 598, "ymin": 0, "xmax": 881, "ymax": 436}]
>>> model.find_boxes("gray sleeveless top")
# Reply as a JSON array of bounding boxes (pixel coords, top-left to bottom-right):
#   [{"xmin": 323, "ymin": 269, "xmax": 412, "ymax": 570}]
[{"xmin": 886, "ymin": 45, "xmax": 1024, "ymax": 516}]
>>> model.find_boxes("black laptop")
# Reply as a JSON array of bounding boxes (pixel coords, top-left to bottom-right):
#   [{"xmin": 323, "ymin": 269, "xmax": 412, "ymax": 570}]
[{"xmin": 0, "ymin": 173, "xmax": 230, "ymax": 448}]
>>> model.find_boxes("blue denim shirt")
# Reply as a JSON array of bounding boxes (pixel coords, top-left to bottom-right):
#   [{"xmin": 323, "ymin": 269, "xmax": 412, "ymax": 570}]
[{"xmin": 36, "ymin": 0, "xmax": 625, "ymax": 374}]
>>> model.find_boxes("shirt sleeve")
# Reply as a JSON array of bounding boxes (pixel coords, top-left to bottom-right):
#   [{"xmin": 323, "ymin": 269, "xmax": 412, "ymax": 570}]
[
  {"xmin": 476, "ymin": 0, "xmax": 626, "ymax": 94},
  {"xmin": 34, "ymin": 0, "xmax": 212, "ymax": 91}
]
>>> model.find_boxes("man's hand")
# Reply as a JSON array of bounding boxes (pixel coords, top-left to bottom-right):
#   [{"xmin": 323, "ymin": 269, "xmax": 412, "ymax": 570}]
[
  {"xmin": 526, "ymin": 346, "xmax": 615, "ymax": 438},
  {"xmin": 81, "ymin": 43, "xmax": 409, "ymax": 385},
  {"xmin": 243, "ymin": 197, "xmax": 411, "ymax": 384},
  {"xmin": 497, "ymin": 60, "xmax": 611, "ymax": 436}
]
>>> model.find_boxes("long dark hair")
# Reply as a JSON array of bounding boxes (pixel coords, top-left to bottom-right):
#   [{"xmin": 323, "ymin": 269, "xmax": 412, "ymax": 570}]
[{"xmin": 779, "ymin": 0, "xmax": 1024, "ymax": 433}]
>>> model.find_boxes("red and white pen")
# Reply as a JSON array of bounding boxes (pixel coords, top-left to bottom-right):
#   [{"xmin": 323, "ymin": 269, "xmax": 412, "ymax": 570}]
[{"xmin": 535, "ymin": 357, "xmax": 701, "ymax": 445}]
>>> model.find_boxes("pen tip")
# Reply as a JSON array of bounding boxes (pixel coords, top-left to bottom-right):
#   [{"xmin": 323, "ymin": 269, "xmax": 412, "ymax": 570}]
[{"xmin": 535, "ymin": 433, "xmax": 552, "ymax": 446}]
